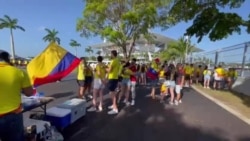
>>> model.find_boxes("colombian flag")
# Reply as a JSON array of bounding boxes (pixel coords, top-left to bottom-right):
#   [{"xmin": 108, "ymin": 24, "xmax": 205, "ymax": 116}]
[
  {"xmin": 146, "ymin": 67, "xmax": 158, "ymax": 80},
  {"xmin": 146, "ymin": 61, "xmax": 159, "ymax": 80},
  {"xmin": 27, "ymin": 42, "xmax": 80, "ymax": 87}
]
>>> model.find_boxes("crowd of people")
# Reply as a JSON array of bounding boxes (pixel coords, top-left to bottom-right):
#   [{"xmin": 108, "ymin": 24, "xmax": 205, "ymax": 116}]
[
  {"xmin": 76, "ymin": 50, "xmax": 239, "ymax": 115},
  {"xmin": 0, "ymin": 49, "xmax": 240, "ymax": 140}
]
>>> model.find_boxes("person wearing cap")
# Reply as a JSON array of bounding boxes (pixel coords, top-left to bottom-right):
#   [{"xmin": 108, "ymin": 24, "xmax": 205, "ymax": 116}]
[
  {"xmin": 0, "ymin": 51, "xmax": 33, "ymax": 141},
  {"xmin": 150, "ymin": 58, "xmax": 160, "ymax": 99}
]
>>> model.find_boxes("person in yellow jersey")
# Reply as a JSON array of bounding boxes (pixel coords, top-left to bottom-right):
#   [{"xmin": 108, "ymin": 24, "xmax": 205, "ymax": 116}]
[
  {"xmin": 159, "ymin": 65, "xmax": 166, "ymax": 84},
  {"xmin": 77, "ymin": 57, "xmax": 86, "ymax": 99},
  {"xmin": 189, "ymin": 64, "xmax": 195, "ymax": 84},
  {"xmin": 214, "ymin": 65, "xmax": 225, "ymax": 89},
  {"xmin": 203, "ymin": 66, "xmax": 212, "ymax": 88},
  {"xmin": 87, "ymin": 56, "xmax": 106, "ymax": 112},
  {"xmin": 106, "ymin": 50, "xmax": 120, "ymax": 115},
  {"xmin": 195, "ymin": 65, "xmax": 202, "ymax": 84},
  {"xmin": 116, "ymin": 60, "xmax": 125, "ymax": 93},
  {"xmin": 118, "ymin": 62, "xmax": 135, "ymax": 106},
  {"xmin": 0, "ymin": 51, "xmax": 33, "ymax": 141},
  {"xmin": 184, "ymin": 63, "xmax": 193, "ymax": 87},
  {"xmin": 227, "ymin": 68, "xmax": 238, "ymax": 90},
  {"xmin": 85, "ymin": 63, "xmax": 94, "ymax": 99}
]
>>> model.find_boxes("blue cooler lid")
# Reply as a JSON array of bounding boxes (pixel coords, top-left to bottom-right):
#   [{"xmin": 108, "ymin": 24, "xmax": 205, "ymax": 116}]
[{"xmin": 46, "ymin": 107, "xmax": 71, "ymax": 117}]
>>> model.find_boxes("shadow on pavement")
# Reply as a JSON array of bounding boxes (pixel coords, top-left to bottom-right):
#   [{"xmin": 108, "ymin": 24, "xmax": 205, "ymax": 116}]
[
  {"xmin": 62, "ymin": 87, "xmax": 233, "ymax": 141},
  {"xmin": 232, "ymin": 77, "xmax": 250, "ymax": 107}
]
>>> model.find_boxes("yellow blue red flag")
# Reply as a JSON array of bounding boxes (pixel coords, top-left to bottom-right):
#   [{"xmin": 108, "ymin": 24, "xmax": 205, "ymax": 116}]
[{"xmin": 27, "ymin": 42, "xmax": 80, "ymax": 87}]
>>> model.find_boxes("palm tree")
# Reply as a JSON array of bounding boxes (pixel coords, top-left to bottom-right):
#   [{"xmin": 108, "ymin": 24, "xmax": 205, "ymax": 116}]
[
  {"xmin": 42, "ymin": 28, "xmax": 60, "ymax": 44},
  {"xmin": 96, "ymin": 50, "xmax": 101, "ymax": 56},
  {"xmin": 69, "ymin": 39, "xmax": 81, "ymax": 57},
  {"xmin": 85, "ymin": 46, "xmax": 93, "ymax": 58},
  {"xmin": 0, "ymin": 15, "xmax": 25, "ymax": 60},
  {"xmin": 166, "ymin": 37, "xmax": 196, "ymax": 63}
]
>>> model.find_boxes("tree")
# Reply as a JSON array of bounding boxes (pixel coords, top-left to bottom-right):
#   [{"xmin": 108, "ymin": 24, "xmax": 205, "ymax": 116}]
[
  {"xmin": 0, "ymin": 15, "xmax": 25, "ymax": 60},
  {"xmin": 85, "ymin": 46, "xmax": 93, "ymax": 58},
  {"xmin": 69, "ymin": 39, "xmax": 81, "ymax": 57},
  {"xmin": 43, "ymin": 28, "xmax": 60, "ymax": 44},
  {"xmin": 159, "ymin": 37, "xmax": 196, "ymax": 63},
  {"xmin": 168, "ymin": 0, "xmax": 250, "ymax": 42},
  {"xmin": 77, "ymin": 0, "xmax": 172, "ymax": 59},
  {"xmin": 96, "ymin": 50, "xmax": 102, "ymax": 56}
]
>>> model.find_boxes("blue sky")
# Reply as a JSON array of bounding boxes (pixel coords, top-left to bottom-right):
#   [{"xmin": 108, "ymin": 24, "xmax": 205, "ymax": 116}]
[{"xmin": 0, "ymin": 0, "xmax": 249, "ymax": 57}]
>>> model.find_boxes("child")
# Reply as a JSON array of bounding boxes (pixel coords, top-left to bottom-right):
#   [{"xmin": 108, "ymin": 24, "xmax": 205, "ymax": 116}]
[{"xmin": 160, "ymin": 80, "xmax": 169, "ymax": 103}]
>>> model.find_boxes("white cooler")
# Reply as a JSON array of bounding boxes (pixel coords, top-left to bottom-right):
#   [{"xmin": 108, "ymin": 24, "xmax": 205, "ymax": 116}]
[
  {"xmin": 23, "ymin": 119, "xmax": 51, "ymax": 140},
  {"xmin": 57, "ymin": 98, "xmax": 86, "ymax": 123}
]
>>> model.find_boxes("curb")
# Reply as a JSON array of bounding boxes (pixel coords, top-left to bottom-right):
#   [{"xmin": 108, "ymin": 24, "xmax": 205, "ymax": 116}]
[{"xmin": 191, "ymin": 85, "xmax": 250, "ymax": 126}]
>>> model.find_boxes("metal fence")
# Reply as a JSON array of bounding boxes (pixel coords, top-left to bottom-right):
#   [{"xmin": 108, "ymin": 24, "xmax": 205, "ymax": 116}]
[{"xmin": 191, "ymin": 41, "xmax": 250, "ymax": 77}]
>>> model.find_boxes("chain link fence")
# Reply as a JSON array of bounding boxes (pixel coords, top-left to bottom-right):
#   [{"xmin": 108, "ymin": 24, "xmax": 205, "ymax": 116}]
[{"xmin": 191, "ymin": 42, "xmax": 250, "ymax": 77}]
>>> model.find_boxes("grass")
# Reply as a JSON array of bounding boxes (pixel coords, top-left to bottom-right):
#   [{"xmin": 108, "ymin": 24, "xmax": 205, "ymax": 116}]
[{"xmin": 193, "ymin": 84, "xmax": 250, "ymax": 119}]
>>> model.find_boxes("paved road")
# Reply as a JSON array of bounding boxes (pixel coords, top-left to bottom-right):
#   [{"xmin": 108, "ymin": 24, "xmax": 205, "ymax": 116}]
[{"xmin": 24, "ymin": 74, "xmax": 250, "ymax": 141}]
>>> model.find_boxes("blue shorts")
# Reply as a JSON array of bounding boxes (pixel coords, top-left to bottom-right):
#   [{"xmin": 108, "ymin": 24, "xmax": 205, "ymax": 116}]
[
  {"xmin": 108, "ymin": 79, "xmax": 118, "ymax": 91},
  {"xmin": 204, "ymin": 75, "xmax": 211, "ymax": 80},
  {"xmin": 151, "ymin": 79, "xmax": 158, "ymax": 86},
  {"xmin": 121, "ymin": 78, "xmax": 131, "ymax": 86},
  {"xmin": 0, "ymin": 113, "xmax": 24, "ymax": 141},
  {"xmin": 85, "ymin": 76, "xmax": 93, "ymax": 85}
]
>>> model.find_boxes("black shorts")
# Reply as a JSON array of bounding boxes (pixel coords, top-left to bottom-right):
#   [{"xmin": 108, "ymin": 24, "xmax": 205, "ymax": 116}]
[
  {"xmin": 108, "ymin": 79, "xmax": 118, "ymax": 92},
  {"xmin": 118, "ymin": 76, "xmax": 123, "ymax": 82},
  {"xmin": 185, "ymin": 74, "xmax": 191, "ymax": 80},
  {"xmin": 85, "ymin": 76, "xmax": 93, "ymax": 85},
  {"xmin": 77, "ymin": 80, "xmax": 85, "ymax": 87}
]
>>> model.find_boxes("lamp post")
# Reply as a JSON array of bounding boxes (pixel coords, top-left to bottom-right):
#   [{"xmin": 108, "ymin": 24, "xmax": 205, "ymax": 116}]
[{"xmin": 184, "ymin": 35, "xmax": 189, "ymax": 63}]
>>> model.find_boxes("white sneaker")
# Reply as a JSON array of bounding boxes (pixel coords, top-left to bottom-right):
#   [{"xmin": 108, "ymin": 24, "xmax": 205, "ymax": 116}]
[
  {"xmin": 87, "ymin": 106, "xmax": 96, "ymax": 112},
  {"xmin": 108, "ymin": 105, "xmax": 114, "ymax": 109},
  {"xmin": 131, "ymin": 100, "xmax": 135, "ymax": 106},
  {"xmin": 178, "ymin": 100, "xmax": 182, "ymax": 104},
  {"xmin": 169, "ymin": 101, "xmax": 174, "ymax": 105},
  {"xmin": 98, "ymin": 106, "xmax": 103, "ymax": 112},
  {"xmin": 87, "ymin": 94, "xmax": 93, "ymax": 99},
  {"xmin": 126, "ymin": 102, "xmax": 130, "ymax": 106},
  {"xmin": 107, "ymin": 109, "xmax": 118, "ymax": 115},
  {"xmin": 174, "ymin": 100, "xmax": 179, "ymax": 106},
  {"xmin": 123, "ymin": 99, "xmax": 127, "ymax": 103}
]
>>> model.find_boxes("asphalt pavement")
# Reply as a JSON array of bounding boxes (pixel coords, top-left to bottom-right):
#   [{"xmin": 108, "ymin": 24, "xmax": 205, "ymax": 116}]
[{"xmin": 23, "ymin": 74, "xmax": 250, "ymax": 141}]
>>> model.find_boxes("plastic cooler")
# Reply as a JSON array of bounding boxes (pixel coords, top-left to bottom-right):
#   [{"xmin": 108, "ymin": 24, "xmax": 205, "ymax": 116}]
[
  {"xmin": 23, "ymin": 118, "xmax": 51, "ymax": 140},
  {"xmin": 45, "ymin": 107, "xmax": 71, "ymax": 129},
  {"xmin": 57, "ymin": 98, "xmax": 86, "ymax": 124}
]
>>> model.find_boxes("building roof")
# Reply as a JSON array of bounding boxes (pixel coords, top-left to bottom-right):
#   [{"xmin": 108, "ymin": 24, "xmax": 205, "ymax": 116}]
[
  {"xmin": 90, "ymin": 32, "xmax": 203, "ymax": 53},
  {"xmin": 90, "ymin": 32, "xmax": 176, "ymax": 49}
]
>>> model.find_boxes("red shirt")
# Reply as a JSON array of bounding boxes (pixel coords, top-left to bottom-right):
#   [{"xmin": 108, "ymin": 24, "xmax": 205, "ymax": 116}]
[{"xmin": 129, "ymin": 65, "xmax": 137, "ymax": 82}]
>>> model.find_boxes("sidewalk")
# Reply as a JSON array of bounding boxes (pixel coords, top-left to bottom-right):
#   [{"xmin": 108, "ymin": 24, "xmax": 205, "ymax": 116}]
[{"xmin": 191, "ymin": 85, "xmax": 250, "ymax": 125}]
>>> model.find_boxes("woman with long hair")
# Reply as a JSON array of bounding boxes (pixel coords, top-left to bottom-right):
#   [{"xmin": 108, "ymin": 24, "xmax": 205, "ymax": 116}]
[
  {"xmin": 165, "ymin": 64, "xmax": 177, "ymax": 105},
  {"xmin": 140, "ymin": 64, "xmax": 147, "ymax": 85},
  {"xmin": 87, "ymin": 56, "xmax": 106, "ymax": 112},
  {"xmin": 203, "ymin": 66, "xmax": 211, "ymax": 88},
  {"xmin": 119, "ymin": 62, "xmax": 135, "ymax": 106}
]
